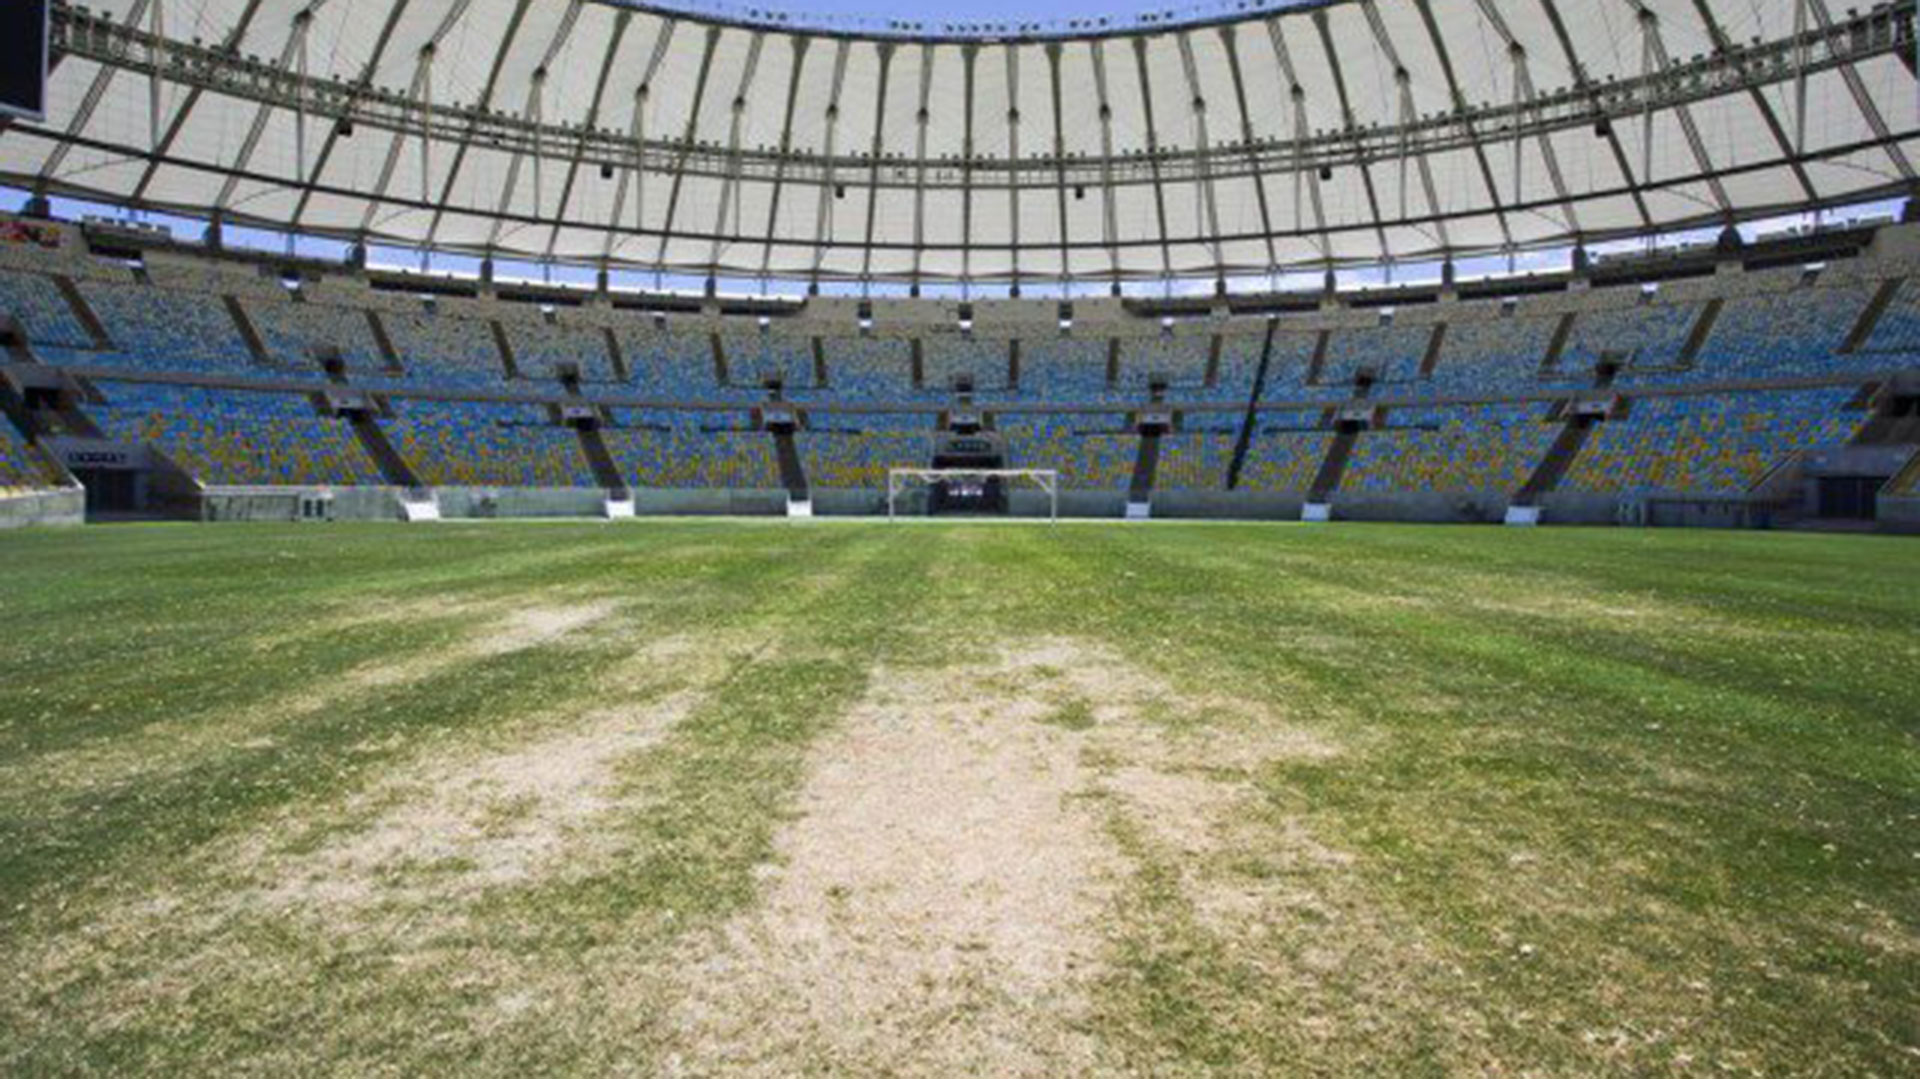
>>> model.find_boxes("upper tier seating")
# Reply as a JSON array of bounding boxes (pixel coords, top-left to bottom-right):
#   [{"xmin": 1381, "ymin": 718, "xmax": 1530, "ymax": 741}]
[
  {"xmin": 1120, "ymin": 335, "xmax": 1213, "ymax": 397},
  {"xmin": 1563, "ymin": 298, "xmax": 1700, "ymax": 370},
  {"xmin": 505, "ymin": 320, "xmax": 619, "ymax": 382},
  {"xmin": 1425, "ymin": 314, "xmax": 1555, "ymax": 396},
  {"xmin": 76, "ymin": 281, "xmax": 258, "ymax": 374},
  {"xmin": 0, "ymin": 268, "xmax": 92, "ymax": 348},
  {"xmin": 617, "ymin": 326, "xmax": 747, "ymax": 399},
  {"xmin": 1319, "ymin": 321, "xmax": 1432, "ymax": 388},
  {"xmin": 923, "ymin": 337, "xmax": 1012, "ymax": 396},
  {"xmin": 818, "ymin": 336, "xmax": 916, "ymax": 401},
  {"xmin": 373, "ymin": 310, "xmax": 507, "ymax": 390},
  {"xmin": 1255, "ymin": 332, "xmax": 1339, "ymax": 402},
  {"xmin": 245, "ymin": 295, "xmax": 387, "ymax": 372},
  {"xmin": 1019, "ymin": 337, "xmax": 1114, "ymax": 403},
  {"xmin": 1665, "ymin": 282, "xmax": 1878, "ymax": 385},
  {"xmin": 723, "ymin": 333, "xmax": 814, "ymax": 393}
]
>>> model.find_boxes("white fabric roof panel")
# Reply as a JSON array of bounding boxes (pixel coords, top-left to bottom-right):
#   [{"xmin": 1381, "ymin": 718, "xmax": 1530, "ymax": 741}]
[{"xmin": 8, "ymin": 0, "xmax": 1917, "ymax": 283}]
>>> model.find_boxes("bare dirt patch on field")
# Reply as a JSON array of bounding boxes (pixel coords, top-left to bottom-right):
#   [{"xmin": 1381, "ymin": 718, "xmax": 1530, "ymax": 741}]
[
  {"xmin": 659, "ymin": 637, "xmax": 1343, "ymax": 1078},
  {"xmin": 474, "ymin": 601, "xmax": 622, "ymax": 656},
  {"xmin": 253, "ymin": 687, "xmax": 701, "ymax": 912},
  {"xmin": 13, "ymin": 600, "xmax": 628, "ymax": 802},
  {"xmin": 661, "ymin": 653, "xmax": 1113, "ymax": 1076}
]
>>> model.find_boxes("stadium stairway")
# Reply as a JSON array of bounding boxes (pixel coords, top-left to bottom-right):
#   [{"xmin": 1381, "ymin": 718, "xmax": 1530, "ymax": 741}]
[
  {"xmin": 1512, "ymin": 407, "xmax": 1600, "ymax": 509},
  {"xmin": 52, "ymin": 277, "xmax": 114, "ymax": 350},
  {"xmin": 1305, "ymin": 373, "xmax": 1376, "ymax": 503},
  {"xmin": 1849, "ymin": 378, "xmax": 1920, "ymax": 445},
  {"xmin": 1225, "ymin": 320, "xmax": 1279, "ymax": 490},
  {"xmin": 365, "ymin": 311, "xmax": 407, "ymax": 374},
  {"xmin": 346, "ymin": 405, "xmax": 424, "ymax": 489},
  {"xmin": 221, "ymin": 297, "xmax": 272, "ymax": 367},
  {"xmin": 1839, "ymin": 278, "xmax": 1901, "ymax": 354},
  {"xmin": 1537, "ymin": 313, "xmax": 1577, "ymax": 378},
  {"xmin": 1511, "ymin": 359, "xmax": 1620, "ymax": 512},
  {"xmin": 1678, "ymin": 299, "xmax": 1724, "ymax": 365},
  {"xmin": 570, "ymin": 414, "xmax": 629, "ymax": 496},
  {"xmin": 603, "ymin": 329, "xmax": 631, "ymax": 382},
  {"xmin": 1128, "ymin": 430, "xmax": 1161, "ymax": 505},
  {"xmin": 772, "ymin": 427, "xmax": 810, "ymax": 504},
  {"xmin": 489, "ymin": 321, "xmax": 522, "ymax": 379}
]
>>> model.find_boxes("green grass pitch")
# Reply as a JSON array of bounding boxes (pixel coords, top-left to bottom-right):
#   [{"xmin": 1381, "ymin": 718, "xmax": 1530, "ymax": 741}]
[{"xmin": 0, "ymin": 520, "xmax": 1914, "ymax": 1076}]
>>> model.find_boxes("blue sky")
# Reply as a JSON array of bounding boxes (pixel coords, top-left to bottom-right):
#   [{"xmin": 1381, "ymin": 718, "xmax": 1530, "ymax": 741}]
[{"xmin": 655, "ymin": 0, "xmax": 1241, "ymax": 29}]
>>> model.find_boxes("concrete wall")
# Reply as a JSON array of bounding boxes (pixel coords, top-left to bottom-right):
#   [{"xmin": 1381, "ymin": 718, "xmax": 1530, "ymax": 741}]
[
  {"xmin": 0, "ymin": 488, "xmax": 85, "ymax": 530},
  {"xmin": 1152, "ymin": 490, "xmax": 1303, "ymax": 520},
  {"xmin": 73, "ymin": 482, "xmax": 1920, "ymax": 534},
  {"xmin": 203, "ymin": 487, "xmax": 406, "ymax": 522},
  {"xmin": 630, "ymin": 488, "xmax": 786, "ymax": 517},
  {"xmin": 1877, "ymin": 495, "xmax": 1920, "ymax": 534},
  {"xmin": 433, "ymin": 487, "xmax": 611, "ymax": 519},
  {"xmin": 1326, "ymin": 490, "xmax": 1511, "ymax": 525}
]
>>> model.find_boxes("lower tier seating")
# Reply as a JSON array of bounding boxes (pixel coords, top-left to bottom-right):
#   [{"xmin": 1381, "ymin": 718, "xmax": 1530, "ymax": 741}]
[
  {"xmin": 1344, "ymin": 404, "xmax": 1559, "ymax": 493},
  {"xmin": 1238, "ymin": 412, "xmax": 1333, "ymax": 493},
  {"xmin": 800, "ymin": 413, "xmax": 936, "ymax": 488},
  {"xmin": 93, "ymin": 382, "xmax": 383, "ymax": 486},
  {"xmin": 602, "ymin": 410, "xmax": 781, "ymax": 488},
  {"xmin": 385, "ymin": 400, "xmax": 593, "ymax": 487},
  {"xmin": 999, "ymin": 414, "xmax": 1137, "ymax": 490},
  {"xmin": 1565, "ymin": 389, "xmax": 1862, "ymax": 494},
  {"xmin": 0, "ymin": 420, "xmax": 53, "ymax": 494}
]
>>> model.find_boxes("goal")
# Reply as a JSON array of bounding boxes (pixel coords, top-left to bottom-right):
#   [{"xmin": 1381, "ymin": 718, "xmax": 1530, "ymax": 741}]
[{"xmin": 886, "ymin": 468, "xmax": 1058, "ymax": 523}]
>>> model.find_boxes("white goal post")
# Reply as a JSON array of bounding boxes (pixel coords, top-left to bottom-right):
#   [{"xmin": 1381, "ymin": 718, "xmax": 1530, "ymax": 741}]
[{"xmin": 886, "ymin": 468, "xmax": 1058, "ymax": 524}]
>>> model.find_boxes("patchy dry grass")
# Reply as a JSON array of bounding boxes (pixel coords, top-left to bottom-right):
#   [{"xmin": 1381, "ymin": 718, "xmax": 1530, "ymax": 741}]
[{"xmin": 0, "ymin": 520, "xmax": 1913, "ymax": 1076}]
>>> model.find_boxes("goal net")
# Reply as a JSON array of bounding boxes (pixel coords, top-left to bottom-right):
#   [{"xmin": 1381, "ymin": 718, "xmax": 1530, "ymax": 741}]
[{"xmin": 886, "ymin": 468, "xmax": 1058, "ymax": 523}]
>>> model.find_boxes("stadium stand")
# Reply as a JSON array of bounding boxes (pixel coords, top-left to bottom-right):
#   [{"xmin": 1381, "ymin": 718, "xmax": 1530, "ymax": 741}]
[
  {"xmin": 1319, "ymin": 320, "xmax": 1432, "ymax": 387},
  {"xmin": 800, "ymin": 414, "xmax": 938, "ymax": 488},
  {"xmin": 384, "ymin": 400, "xmax": 593, "ymax": 488},
  {"xmin": 505, "ymin": 319, "xmax": 618, "ymax": 382},
  {"xmin": 1120, "ymin": 335, "xmax": 1211, "ymax": 395},
  {"xmin": 71, "ymin": 280, "xmax": 258, "ymax": 374},
  {"xmin": 1344, "ymin": 404, "xmax": 1559, "ymax": 493},
  {"xmin": 602, "ymin": 410, "xmax": 781, "ymax": 488},
  {"xmin": 923, "ymin": 337, "xmax": 1011, "ymax": 395},
  {"xmin": 998, "ymin": 413, "xmax": 1136, "ymax": 489},
  {"xmin": 374, "ymin": 309, "xmax": 507, "ymax": 390},
  {"xmin": 0, "ymin": 419, "xmax": 52, "ymax": 494},
  {"xmin": 1156, "ymin": 431, "xmax": 1234, "ymax": 491},
  {"xmin": 618, "ymin": 325, "xmax": 742, "ymax": 399},
  {"xmin": 1565, "ymin": 389, "xmax": 1864, "ymax": 494},
  {"xmin": 0, "ymin": 268, "xmax": 92, "ymax": 348},
  {"xmin": 245, "ymin": 294, "xmax": 387, "ymax": 372},
  {"xmin": 820, "ymin": 336, "xmax": 917, "ymax": 401},
  {"xmin": 1427, "ymin": 312, "xmax": 1557, "ymax": 396},
  {"xmin": 2, "ymin": 214, "xmax": 1914, "ymax": 526},
  {"xmin": 1238, "ymin": 412, "xmax": 1334, "ymax": 493},
  {"xmin": 92, "ymin": 382, "xmax": 383, "ymax": 486}
]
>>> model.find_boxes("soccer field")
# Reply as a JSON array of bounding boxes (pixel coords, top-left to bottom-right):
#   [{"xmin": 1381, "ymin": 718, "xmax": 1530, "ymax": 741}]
[{"xmin": 0, "ymin": 521, "xmax": 1914, "ymax": 1076}]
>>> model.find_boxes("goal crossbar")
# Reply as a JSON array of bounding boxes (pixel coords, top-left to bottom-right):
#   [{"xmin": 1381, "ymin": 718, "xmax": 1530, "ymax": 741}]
[{"xmin": 886, "ymin": 468, "xmax": 1059, "ymax": 523}]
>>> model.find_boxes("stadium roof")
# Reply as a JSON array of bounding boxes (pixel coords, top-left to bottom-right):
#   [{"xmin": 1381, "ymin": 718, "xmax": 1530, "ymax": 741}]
[{"xmin": 5, "ymin": 0, "xmax": 1919, "ymax": 284}]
